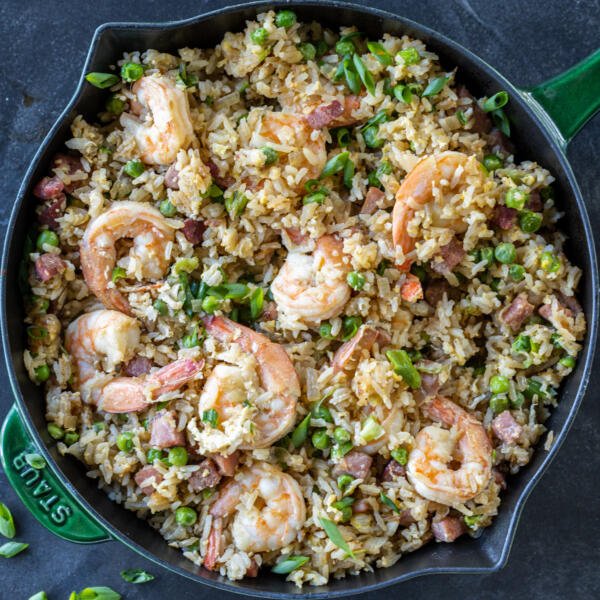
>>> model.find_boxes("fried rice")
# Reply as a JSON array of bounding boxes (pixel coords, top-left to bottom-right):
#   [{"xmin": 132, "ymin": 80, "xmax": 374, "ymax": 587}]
[{"xmin": 21, "ymin": 9, "xmax": 586, "ymax": 587}]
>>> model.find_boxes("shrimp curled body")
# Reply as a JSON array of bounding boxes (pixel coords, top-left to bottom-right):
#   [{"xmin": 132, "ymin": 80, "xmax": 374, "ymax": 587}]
[
  {"xmin": 407, "ymin": 396, "xmax": 492, "ymax": 506},
  {"xmin": 204, "ymin": 462, "xmax": 306, "ymax": 569},
  {"xmin": 120, "ymin": 74, "xmax": 196, "ymax": 165},
  {"xmin": 65, "ymin": 309, "xmax": 202, "ymax": 413},
  {"xmin": 271, "ymin": 235, "xmax": 351, "ymax": 326},
  {"xmin": 392, "ymin": 151, "xmax": 470, "ymax": 269},
  {"xmin": 80, "ymin": 201, "xmax": 175, "ymax": 315}
]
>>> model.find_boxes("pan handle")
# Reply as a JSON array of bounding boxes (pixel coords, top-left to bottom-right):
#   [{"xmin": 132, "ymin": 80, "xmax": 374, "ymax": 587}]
[
  {"xmin": 524, "ymin": 48, "xmax": 600, "ymax": 148},
  {"xmin": 0, "ymin": 404, "xmax": 111, "ymax": 543}
]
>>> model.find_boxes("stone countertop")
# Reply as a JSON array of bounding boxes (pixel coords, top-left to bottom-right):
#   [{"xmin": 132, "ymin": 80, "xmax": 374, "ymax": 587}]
[{"xmin": 1, "ymin": 1, "xmax": 598, "ymax": 598}]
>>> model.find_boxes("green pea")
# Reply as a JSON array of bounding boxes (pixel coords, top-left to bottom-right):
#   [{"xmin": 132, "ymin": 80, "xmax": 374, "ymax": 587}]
[
  {"xmin": 47, "ymin": 423, "xmax": 64, "ymax": 440},
  {"xmin": 201, "ymin": 295, "xmax": 221, "ymax": 314},
  {"xmin": 275, "ymin": 9, "xmax": 297, "ymax": 28},
  {"xmin": 489, "ymin": 394, "xmax": 509, "ymax": 414},
  {"xmin": 159, "ymin": 199, "xmax": 177, "ymax": 217},
  {"xmin": 490, "ymin": 375, "xmax": 510, "ymax": 394},
  {"xmin": 336, "ymin": 504, "xmax": 353, "ymax": 522},
  {"xmin": 319, "ymin": 322, "xmax": 335, "ymax": 339},
  {"xmin": 347, "ymin": 271, "xmax": 365, "ymax": 291},
  {"xmin": 483, "ymin": 154, "xmax": 503, "ymax": 172},
  {"xmin": 540, "ymin": 251, "xmax": 561, "ymax": 273},
  {"xmin": 34, "ymin": 364, "xmax": 50, "ymax": 383},
  {"xmin": 342, "ymin": 315, "xmax": 362, "ymax": 341},
  {"xmin": 333, "ymin": 427, "xmax": 351, "ymax": 444},
  {"xmin": 36, "ymin": 230, "xmax": 59, "ymax": 250},
  {"xmin": 311, "ymin": 403, "xmax": 333, "ymax": 423},
  {"xmin": 335, "ymin": 39, "xmax": 355, "ymax": 55},
  {"xmin": 105, "ymin": 95, "xmax": 126, "ymax": 115},
  {"xmin": 519, "ymin": 210, "xmax": 543, "ymax": 233},
  {"xmin": 398, "ymin": 47, "xmax": 420, "ymax": 65},
  {"xmin": 175, "ymin": 506, "xmax": 197, "ymax": 526},
  {"xmin": 168, "ymin": 446, "xmax": 188, "ymax": 466},
  {"xmin": 261, "ymin": 146, "xmax": 279, "ymax": 166},
  {"xmin": 494, "ymin": 242, "xmax": 516, "ymax": 264},
  {"xmin": 559, "ymin": 355, "xmax": 575, "ymax": 369},
  {"xmin": 391, "ymin": 447, "xmax": 408, "ymax": 465},
  {"xmin": 337, "ymin": 474, "xmax": 353, "ymax": 490},
  {"xmin": 116, "ymin": 432, "xmax": 134, "ymax": 452},
  {"xmin": 508, "ymin": 264, "xmax": 525, "ymax": 282},
  {"xmin": 505, "ymin": 188, "xmax": 529, "ymax": 210},
  {"xmin": 147, "ymin": 448, "xmax": 166, "ymax": 464},
  {"xmin": 311, "ymin": 429, "xmax": 331, "ymax": 450},
  {"xmin": 251, "ymin": 27, "xmax": 269, "ymax": 46},
  {"xmin": 480, "ymin": 247, "xmax": 495, "ymax": 266},
  {"xmin": 363, "ymin": 125, "xmax": 384, "ymax": 149},
  {"xmin": 124, "ymin": 160, "xmax": 145, "ymax": 178},
  {"xmin": 64, "ymin": 431, "xmax": 79, "ymax": 446},
  {"xmin": 299, "ymin": 42, "xmax": 316, "ymax": 61},
  {"xmin": 120, "ymin": 62, "xmax": 144, "ymax": 82},
  {"xmin": 512, "ymin": 334, "xmax": 531, "ymax": 353}
]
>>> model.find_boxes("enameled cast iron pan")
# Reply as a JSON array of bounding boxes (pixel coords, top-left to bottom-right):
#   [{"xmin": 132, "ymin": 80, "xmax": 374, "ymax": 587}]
[{"xmin": 1, "ymin": 2, "xmax": 599, "ymax": 597}]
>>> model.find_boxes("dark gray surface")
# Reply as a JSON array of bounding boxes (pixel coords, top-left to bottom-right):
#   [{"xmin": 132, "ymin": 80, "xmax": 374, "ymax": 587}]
[{"xmin": 1, "ymin": 0, "xmax": 599, "ymax": 598}]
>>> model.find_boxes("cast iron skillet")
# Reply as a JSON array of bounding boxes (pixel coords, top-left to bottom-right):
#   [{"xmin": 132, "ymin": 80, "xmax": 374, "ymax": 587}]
[{"xmin": 1, "ymin": 2, "xmax": 599, "ymax": 598}]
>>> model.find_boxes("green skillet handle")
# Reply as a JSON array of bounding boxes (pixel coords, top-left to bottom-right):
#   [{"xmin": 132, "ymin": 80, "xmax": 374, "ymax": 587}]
[
  {"xmin": 525, "ymin": 48, "xmax": 600, "ymax": 148},
  {"xmin": 0, "ymin": 404, "xmax": 111, "ymax": 543}
]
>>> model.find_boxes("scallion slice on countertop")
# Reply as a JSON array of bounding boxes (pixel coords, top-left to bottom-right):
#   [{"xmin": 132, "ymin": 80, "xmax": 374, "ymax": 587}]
[
  {"xmin": 0, "ymin": 502, "xmax": 16, "ymax": 538},
  {"xmin": 271, "ymin": 555, "xmax": 310, "ymax": 574},
  {"xmin": 85, "ymin": 72, "xmax": 119, "ymax": 89},
  {"xmin": 0, "ymin": 541, "xmax": 28, "ymax": 558},
  {"xmin": 28, "ymin": 593, "xmax": 48, "ymax": 600},
  {"xmin": 75, "ymin": 587, "xmax": 121, "ymax": 600},
  {"xmin": 319, "ymin": 517, "xmax": 355, "ymax": 558},
  {"xmin": 120, "ymin": 569, "xmax": 155, "ymax": 584}
]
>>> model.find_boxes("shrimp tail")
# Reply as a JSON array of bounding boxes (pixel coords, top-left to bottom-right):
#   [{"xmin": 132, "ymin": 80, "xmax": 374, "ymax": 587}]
[{"xmin": 203, "ymin": 517, "xmax": 224, "ymax": 571}]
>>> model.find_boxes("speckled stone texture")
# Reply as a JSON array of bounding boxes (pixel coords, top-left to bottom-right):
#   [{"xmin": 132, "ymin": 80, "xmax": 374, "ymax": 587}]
[{"xmin": 1, "ymin": 0, "xmax": 599, "ymax": 598}]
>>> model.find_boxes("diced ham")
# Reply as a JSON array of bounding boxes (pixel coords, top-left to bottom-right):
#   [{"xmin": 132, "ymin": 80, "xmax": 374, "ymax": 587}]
[
  {"xmin": 400, "ymin": 273, "xmax": 424, "ymax": 303},
  {"xmin": 431, "ymin": 238, "xmax": 465, "ymax": 274},
  {"xmin": 361, "ymin": 186, "xmax": 385, "ymax": 215},
  {"xmin": 188, "ymin": 458, "xmax": 222, "ymax": 492},
  {"xmin": 398, "ymin": 509, "xmax": 416, "ymax": 527},
  {"xmin": 52, "ymin": 154, "xmax": 84, "ymax": 192},
  {"xmin": 487, "ymin": 128, "xmax": 514, "ymax": 155},
  {"xmin": 284, "ymin": 227, "xmax": 309, "ymax": 246},
  {"xmin": 500, "ymin": 293, "xmax": 534, "ymax": 330},
  {"xmin": 526, "ymin": 190, "xmax": 543, "ymax": 212},
  {"xmin": 432, "ymin": 516, "xmax": 467, "ymax": 542},
  {"xmin": 381, "ymin": 460, "xmax": 406, "ymax": 481},
  {"xmin": 492, "ymin": 410, "xmax": 523, "ymax": 444},
  {"xmin": 491, "ymin": 205, "xmax": 517, "ymax": 230},
  {"xmin": 419, "ymin": 370, "xmax": 440, "ymax": 398},
  {"xmin": 424, "ymin": 279, "xmax": 460, "ymax": 306},
  {"xmin": 260, "ymin": 301, "xmax": 278, "ymax": 321},
  {"xmin": 38, "ymin": 195, "xmax": 67, "ymax": 229},
  {"xmin": 332, "ymin": 450, "xmax": 373, "ymax": 480},
  {"xmin": 123, "ymin": 356, "xmax": 153, "ymax": 377},
  {"xmin": 305, "ymin": 100, "xmax": 344, "ymax": 129},
  {"xmin": 556, "ymin": 291, "xmax": 582, "ymax": 315},
  {"xmin": 245, "ymin": 559, "xmax": 259, "ymax": 578},
  {"xmin": 149, "ymin": 410, "xmax": 186, "ymax": 448},
  {"xmin": 332, "ymin": 326, "xmax": 380, "ymax": 373},
  {"xmin": 210, "ymin": 451, "xmax": 240, "ymax": 477},
  {"xmin": 456, "ymin": 86, "xmax": 492, "ymax": 134},
  {"xmin": 182, "ymin": 219, "xmax": 206, "ymax": 244},
  {"xmin": 538, "ymin": 304, "xmax": 552, "ymax": 321},
  {"xmin": 34, "ymin": 253, "xmax": 65, "ymax": 282},
  {"xmin": 164, "ymin": 164, "xmax": 179, "ymax": 190},
  {"xmin": 207, "ymin": 158, "xmax": 234, "ymax": 189},
  {"xmin": 135, "ymin": 466, "xmax": 163, "ymax": 496},
  {"xmin": 33, "ymin": 176, "xmax": 64, "ymax": 200}
]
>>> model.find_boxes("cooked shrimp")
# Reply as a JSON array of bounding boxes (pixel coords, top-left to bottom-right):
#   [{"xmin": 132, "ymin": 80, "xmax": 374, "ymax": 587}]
[
  {"xmin": 204, "ymin": 462, "xmax": 306, "ymax": 569},
  {"xmin": 65, "ymin": 309, "xmax": 202, "ymax": 412},
  {"xmin": 250, "ymin": 109, "xmax": 327, "ymax": 190},
  {"xmin": 198, "ymin": 316, "xmax": 300, "ymax": 449},
  {"xmin": 80, "ymin": 201, "xmax": 175, "ymax": 315},
  {"xmin": 407, "ymin": 396, "xmax": 492, "ymax": 505},
  {"xmin": 120, "ymin": 74, "xmax": 196, "ymax": 165},
  {"xmin": 271, "ymin": 235, "xmax": 351, "ymax": 325},
  {"xmin": 392, "ymin": 151, "xmax": 471, "ymax": 270}
]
